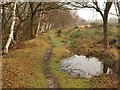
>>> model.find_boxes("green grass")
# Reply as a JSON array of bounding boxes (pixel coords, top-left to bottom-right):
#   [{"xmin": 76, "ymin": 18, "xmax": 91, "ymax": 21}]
[
  {"xmin": 76, "ymin": 29, "xmax": 102, "ymax": 37},
  {"xmin": 49, "ymin": 46, "xmax": 90, "ymax": 88},
  {"xmin": 50, "ymin": 38, "xmax": 65, "ymax": 47}
]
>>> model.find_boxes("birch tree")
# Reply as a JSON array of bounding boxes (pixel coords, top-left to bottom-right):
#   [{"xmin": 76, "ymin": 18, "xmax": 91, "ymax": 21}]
[
  {"xmin": 4, "ymin": 2, "xmax": 17, "ymax": 54},
  {"xmin": 35, "ymin": 12, "xmax": 45, "ymax": 37}
]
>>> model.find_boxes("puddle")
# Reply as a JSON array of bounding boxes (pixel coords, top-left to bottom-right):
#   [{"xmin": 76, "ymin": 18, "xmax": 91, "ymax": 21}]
[{"xmin": 60, "ymin": 55, "xmax": 111, "ymax": 78}]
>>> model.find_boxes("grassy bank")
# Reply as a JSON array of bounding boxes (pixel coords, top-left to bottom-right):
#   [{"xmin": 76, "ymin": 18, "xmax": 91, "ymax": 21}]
[{"xmin": 3, "ymin": 37, "xmax": 50, "ymax": 88}]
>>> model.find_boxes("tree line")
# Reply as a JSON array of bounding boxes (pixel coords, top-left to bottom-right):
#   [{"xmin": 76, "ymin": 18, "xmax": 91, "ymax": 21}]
[
  {"xmin": 1, "ymin": 0, "xmax": 120, "ymax": 54},
  {"xmin": 1, "ymin": 2, "xmax": 81, "ymax": 53}
]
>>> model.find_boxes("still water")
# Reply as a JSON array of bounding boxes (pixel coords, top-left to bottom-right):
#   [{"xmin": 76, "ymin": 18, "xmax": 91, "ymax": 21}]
[{"xmin": 60, "ymin": 55, "xmax": 110, "ymax": 78}]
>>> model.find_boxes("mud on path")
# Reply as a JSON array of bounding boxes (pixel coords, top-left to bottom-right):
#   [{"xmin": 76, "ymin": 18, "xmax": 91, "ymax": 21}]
[{"xmin": 43, "ymin": 48, "xmax": 61, "ymax": 88}]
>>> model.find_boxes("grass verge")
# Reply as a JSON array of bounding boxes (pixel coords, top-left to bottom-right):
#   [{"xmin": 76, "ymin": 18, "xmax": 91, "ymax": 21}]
[{"xmin": 3, "ymin": 37, "xmax": 50, "ymax": 88}]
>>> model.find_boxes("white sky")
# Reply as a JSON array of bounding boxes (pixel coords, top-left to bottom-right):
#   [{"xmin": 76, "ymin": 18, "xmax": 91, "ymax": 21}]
[{"xmin": 76, "ymin": 1, "xmax": 118, "ymax": 21}]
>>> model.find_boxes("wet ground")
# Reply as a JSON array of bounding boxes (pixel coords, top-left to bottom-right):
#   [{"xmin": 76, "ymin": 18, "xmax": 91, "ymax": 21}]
[
  {"xmin": 60, "ymin": 55, "xmax": 111, "ymax": 78},
  {"xmin": 43, "ymin": 48, "xmax": 60, "ymax": 88}
]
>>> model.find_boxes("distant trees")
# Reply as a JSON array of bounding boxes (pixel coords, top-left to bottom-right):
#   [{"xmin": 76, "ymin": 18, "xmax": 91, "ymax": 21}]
[{"xmin": 47, "ymin": 9, "xmax": 79, "ymax": 28}]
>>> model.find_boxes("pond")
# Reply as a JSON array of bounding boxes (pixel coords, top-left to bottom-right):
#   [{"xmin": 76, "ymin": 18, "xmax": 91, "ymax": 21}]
[{"xmin": 60, "ymin": 55, "xmax": 111, "ymax": 78}]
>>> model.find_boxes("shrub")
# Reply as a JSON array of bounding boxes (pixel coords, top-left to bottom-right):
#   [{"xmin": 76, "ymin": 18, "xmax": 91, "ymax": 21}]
[
  {"xmin": 74, "ymin": 25, "xmax": 79, "ymax": 29},
  {"xmin": 56, "ymin": 29, "xmax": 62, "ymax": 37}
]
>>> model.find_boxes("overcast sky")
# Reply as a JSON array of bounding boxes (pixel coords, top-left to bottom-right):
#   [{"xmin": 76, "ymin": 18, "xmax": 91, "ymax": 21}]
[{"xmin": 76, "ymin": 1, "xmax": 118, "ymax": 21}]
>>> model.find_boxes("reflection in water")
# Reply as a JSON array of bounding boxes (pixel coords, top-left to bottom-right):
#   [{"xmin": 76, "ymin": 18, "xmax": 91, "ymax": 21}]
[{"xmin": 60, "ymin": 55, "xmax": 105, "ymax": 78}]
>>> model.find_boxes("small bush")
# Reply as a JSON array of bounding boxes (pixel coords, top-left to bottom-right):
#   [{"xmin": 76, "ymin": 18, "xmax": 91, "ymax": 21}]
[
  {"xmin": 57, "ymin": 29, "xmax": 62, "ymax": 33},
  {"xmin": 74, "ymin": 26, "xmax": 79, "ymax": 29},
  {"xmin": 56, "ymin": 29, "xmax": 62, "ymax": 37}
]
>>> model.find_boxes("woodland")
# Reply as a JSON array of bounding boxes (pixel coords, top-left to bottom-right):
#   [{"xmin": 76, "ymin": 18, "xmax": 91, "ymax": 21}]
[{"xmin": 1, "ymin": 0, "xmax": 120, "ymax": 88}]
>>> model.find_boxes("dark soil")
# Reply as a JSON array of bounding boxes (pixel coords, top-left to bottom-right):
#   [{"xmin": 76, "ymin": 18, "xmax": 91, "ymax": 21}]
[{"xmin": 43, "ymin": 48, "xmax": 61, "ymax": 88}]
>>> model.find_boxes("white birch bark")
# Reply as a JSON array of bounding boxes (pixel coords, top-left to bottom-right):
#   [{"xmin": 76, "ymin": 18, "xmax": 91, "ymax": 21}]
[
  {"xmin": 40, "ymin": 22, "xmax": 46, "ymax": 33},
  {"xmin": 45, "ymin": 23, "xmax": 49, "ymax": 30},
  {"xmin": 4, "ymin": 2, "xmax": 17, "ymax": 54},
  {"xmin": 36, "ymin": 12, "xmax": 46, "ymax": 36},
  {"xmin": 48, "ymin": 23, "xmax": 52, "ymax": 29},
  {"xmin": 36, "ymin": 13, "xmax": 43, "ymax": 37},
  {"xmin": 36, "ymin": 21, "xmax": 41, "ymax": 37}
]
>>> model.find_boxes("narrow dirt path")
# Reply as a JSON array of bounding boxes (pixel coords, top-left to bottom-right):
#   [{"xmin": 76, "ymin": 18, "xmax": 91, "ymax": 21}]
[{"xmin": 43, "ymin": 48, "xmax": 61, "ymax": 88}]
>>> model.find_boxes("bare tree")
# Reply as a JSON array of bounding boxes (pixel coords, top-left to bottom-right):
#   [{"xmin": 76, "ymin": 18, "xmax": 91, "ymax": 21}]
[
  {"xmin": 87, "ymin": 0, "xmax": 113, "ymax": 50},
  {"xmin": 100, "ymin": 1, "xmax": 113, "ymax": 50},
  {"xmin": 4, "ymin": 2, "xmax": 17, "ymax": 54},
  {"xmin": 69, "ymin": 0, "xmax": 114, "ymax": 50}
]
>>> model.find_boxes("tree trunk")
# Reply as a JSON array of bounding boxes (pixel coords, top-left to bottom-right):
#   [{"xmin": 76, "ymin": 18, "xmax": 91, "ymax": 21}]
[
  {"xmin": 14, "ymin": 26, "xmax": 20, "ymax": 41},
  {"xmin": 41, "ymin": 22, "xmax": 46, "ymax": 33},
  {"xmin": 48, "ymin": 23, "xmax": 52, "ymax": 29},
  {"xmin": 45, "ymin": 23, "xmax": 49, "ymax": 31},
  {"xmin": 35, "ymin": 21, "xmax": 41, "ymax": 37},
  {"xmin": 103, "ymin": 17, "xmax": 109, "ymax": 50},
  {"xmin": 2, "ymin": 5, "xmax": 5, "ymax": 32},
  {"xmin": 35, "ymin": 12, "xmax": 44, "ymax": 37},
  {"xmin": 14, "ymin": 20, "xmax": 23, "ymax": 41},
  {"xmin": 102, "ymin": 1, "xmax": 113, "ymax": 50},
  {"xmin": 117, "ymin": 2, "xmax": 120, "ymax": 24},
  {"xmin": 4, "ymin": 2, "xmax": 16, "ymax": 54},
  {"xmin": 30, "ymin": 14, "xmax": 35, "ymax": 39}
]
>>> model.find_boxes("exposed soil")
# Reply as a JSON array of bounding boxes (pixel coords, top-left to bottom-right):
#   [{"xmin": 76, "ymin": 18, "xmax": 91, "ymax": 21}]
[{"xmin": 43, "ymin": 48, "xmax": 61, "ymax": 88}]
